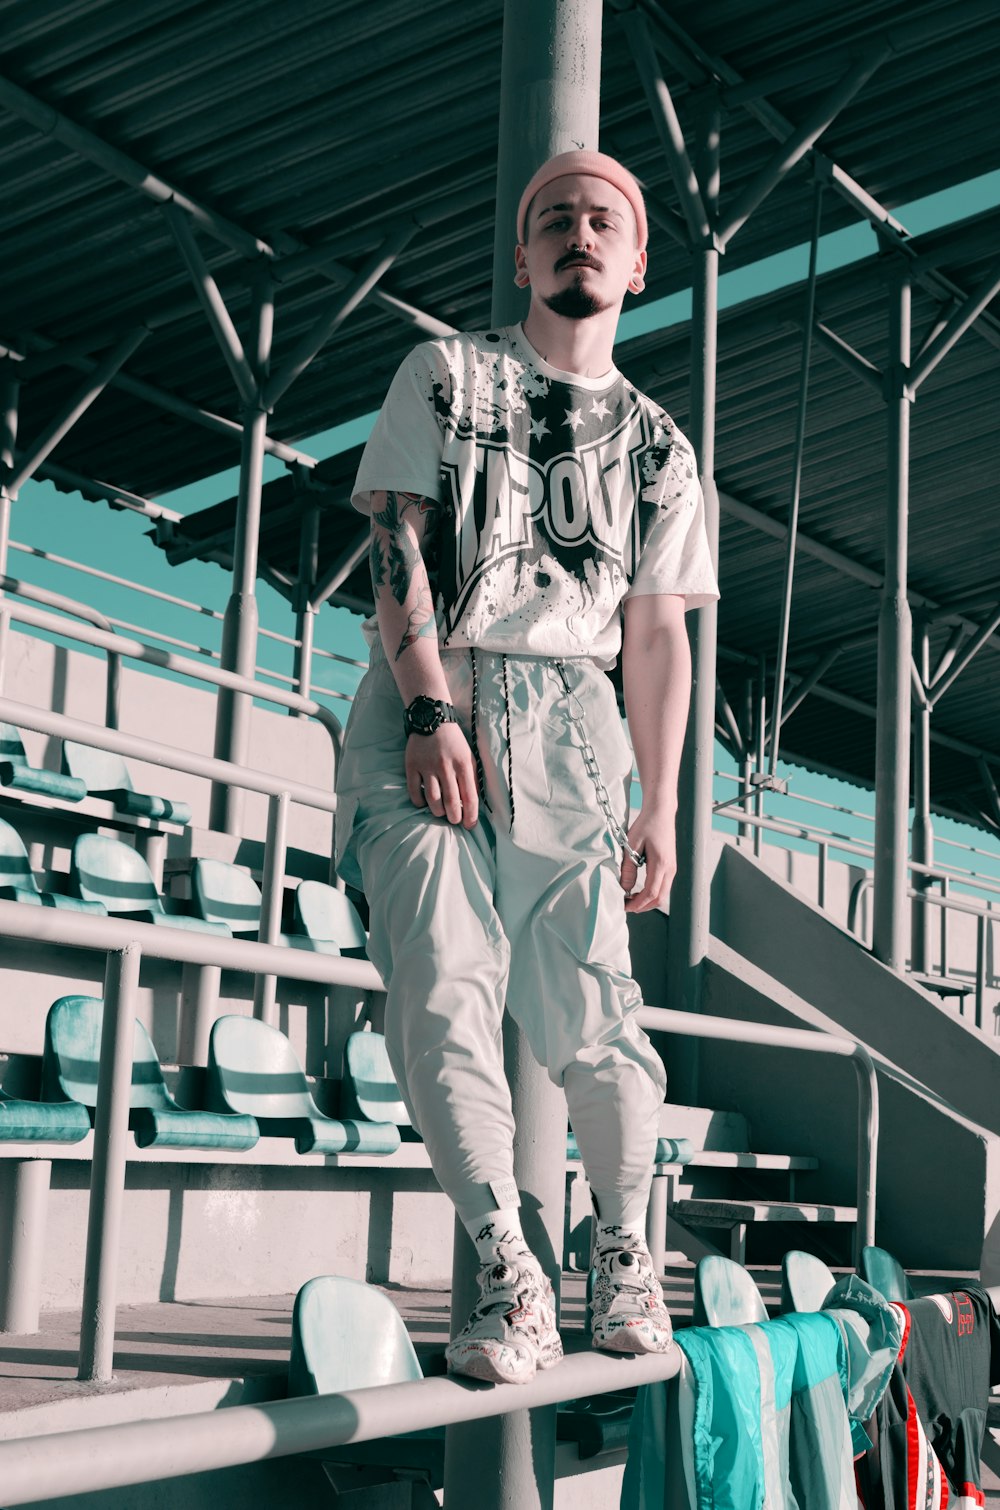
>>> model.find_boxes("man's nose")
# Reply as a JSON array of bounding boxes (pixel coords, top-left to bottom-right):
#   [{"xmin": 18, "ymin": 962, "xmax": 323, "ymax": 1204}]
[{"xmin": 567, "ymin": 221, "xmax": 595, "ymax": 250}]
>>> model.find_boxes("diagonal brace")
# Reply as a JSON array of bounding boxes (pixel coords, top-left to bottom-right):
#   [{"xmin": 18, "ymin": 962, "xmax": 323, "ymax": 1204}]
[
  {"xmin": 908, "ymin": 259, "xmax": 1000, "ymax": 394},
  {"xmin": 8, "ymin": 328, "xmax": 148, "ymax": 496},
  {"xmin": 715, "ymin": 680, "xmax": 745, "ymax": 757},
  {"xmin": 812, "ymin": 321, "xmax": 884, "ymax": 394},
  {"xmin": 162, "ymin": 202, "xmax": 259, "ymax": 407},
  {"xmin": 310, "ymin": 528, "xmax": 371, "ymax": 611},
  {"xmin": 616, "ymin": 8, "xmax": 708, "ymax": 245},
  {"xmin": 978, "ymin": 758, "xmax": 1000, "ymax": 830},
  {"xmin": 263, "ymin": 226, "xmax": 415, "ymax": 411},
  {"xmin": 779, "ymin": 645, "xmax": 842, "ymax": 727},
  {"xmin": 718, "ymin": 45, "xmax": 890, "ymax": 247},
  {"xmin": 928, "ymin": 603, "xmax": 1000, "ymax": 707}
]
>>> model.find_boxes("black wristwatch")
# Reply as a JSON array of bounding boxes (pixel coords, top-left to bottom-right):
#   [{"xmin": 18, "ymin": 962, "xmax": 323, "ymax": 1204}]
[{"xmin": 403, "ymin": 695, "xmax": 459, "ymax": 737}]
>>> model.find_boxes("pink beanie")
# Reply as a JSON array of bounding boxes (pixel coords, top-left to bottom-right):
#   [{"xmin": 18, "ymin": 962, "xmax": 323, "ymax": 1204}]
[{"xmin": 516, "ymin": 150, "xmax": 648, "ymax": 249}]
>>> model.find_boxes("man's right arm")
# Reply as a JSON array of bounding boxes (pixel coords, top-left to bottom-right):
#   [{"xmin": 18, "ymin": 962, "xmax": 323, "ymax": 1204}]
[{"xmin": 369, "ymin": 489, "xmax": 478, "ymax": 828}]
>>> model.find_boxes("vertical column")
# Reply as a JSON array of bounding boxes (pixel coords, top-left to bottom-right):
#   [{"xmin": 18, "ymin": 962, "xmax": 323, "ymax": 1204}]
[
  {"xmin": 873, "ymin": 264, "xmax": 912, "ymax": 971},
  {"xmin": 210, "ymin": 272, "xmax": 274, "ymax": 833},
  {"xmin": 0, "ymin": 371, "xmax": 19, "ymax": 584},
  {"xmin": 79, "ymin": 944, "xmax": 142, "ymax": 1382},
  {"xmin": 666, "ymin": 95, "xmax": 721, "ymax": 1099},
  {"xmin": 293, "ymin": 504, "xmax": 322, "ymax": 711},
  {"xmin": 911, "ymin": 623, "xmax": 932, "ymax": 975},
  {"xmin": 443, "ymin": 4, "xmax": 601, "ymax": 1509},
  {"xmin": 0, "ymin": 1160, "xmax": 52, "ymax": 1334}
]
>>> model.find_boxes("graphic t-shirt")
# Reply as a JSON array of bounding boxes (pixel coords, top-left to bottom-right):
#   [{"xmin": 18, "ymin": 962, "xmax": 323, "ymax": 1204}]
[{"xmin": 352, "ymin": 324, "xmax": 719, "ymax": 667}]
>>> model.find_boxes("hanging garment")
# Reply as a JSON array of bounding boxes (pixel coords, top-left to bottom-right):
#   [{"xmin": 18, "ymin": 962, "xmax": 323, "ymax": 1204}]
[
  {"xmin": 621, "ymin": 1276, "xmax": 901, "ymax": 1510},
  {"xmin": 857, "ymin": 1284, "xmax": 1000, "ymax": 1510}
]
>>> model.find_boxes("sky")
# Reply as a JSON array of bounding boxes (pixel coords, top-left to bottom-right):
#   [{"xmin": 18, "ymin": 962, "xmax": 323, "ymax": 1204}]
[{"xmin": 10, "ymin": 166, "xmax": 1000, "ymax": 885}]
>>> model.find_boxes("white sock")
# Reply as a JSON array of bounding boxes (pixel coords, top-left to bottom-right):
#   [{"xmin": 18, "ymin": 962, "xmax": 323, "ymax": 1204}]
[
  {"xmin": 595, "ymin": 1220, "xmax": 647, "ymax": 1252},
  {"xmin": 465, "ymin": 1208, "xmax": 531, "ymax": 1265}
]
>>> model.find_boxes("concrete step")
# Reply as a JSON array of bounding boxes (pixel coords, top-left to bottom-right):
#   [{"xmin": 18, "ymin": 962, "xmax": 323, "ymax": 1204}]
[
  {"xmin": 655, "ymin": 1151, "xmax": 817, "ymax": 1173},
  {"xmin": 658, "ymin": 1103, "xmax": 749, "ymax": 1151},
  {"xmin": 672, "ymin": 1198, "xmax": 859, "ymax": 1264}
]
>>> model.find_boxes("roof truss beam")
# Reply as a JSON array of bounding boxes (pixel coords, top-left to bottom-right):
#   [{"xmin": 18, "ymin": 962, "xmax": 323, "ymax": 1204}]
[
  {"xmin": 908, "ymin": 258, "xmax": 1000, "ymax": 394},
  {"xmin": 310, "ymin": 529, "xmax": 371, "ymax": 612}
]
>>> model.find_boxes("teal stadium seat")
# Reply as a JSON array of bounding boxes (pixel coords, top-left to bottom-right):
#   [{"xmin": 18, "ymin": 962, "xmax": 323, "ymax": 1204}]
[
  {"xmin": 72, "ymin": 833, "xmax": 229, "ymax": 934},
  {"xmin": 0, "ymin": 723, "xmax": 86, "ymax": 801},
  {"xmin": 859, "ymin": 1243, "xmax": 914, "ymax": 1302},
  {"xmin": 341, "ymin": 1030, "xmax": 412, "ymax": 1128},
  {"xmin": 0, "ymin": 815, "xmax": 106, "ymax": 914},
  {"xmin": 693, "ymin": 1254, "xmax": 769, "ymax": 1327},
  {"xmin": 192, "ymin": 859, "xmax": 331, "ymax": 952},
  {"xmin": 289, "ymin": 1275, "xmax": 423, "ymax": 1395},
  {"xmin": 780, "ymin": 1250, "xmax": 837, "ymax": 1313},
  {"xmin": 293, "ymin": 880, "xmax": 368, "ymax": 955},
  {"xmin": 62, "ymin": 741, "xmax": 192, "ymax": 826},
  {"xmin": 207, "ymin": 1016, "xmax": 401, "ymax": 1156},
  {"xmin": 0, "ymin": 1086, "xmax": 92, "ymax": 1143},
  {"xmin": 41, "ymin": 995, "xmax": 259, "ymax": 1150}
]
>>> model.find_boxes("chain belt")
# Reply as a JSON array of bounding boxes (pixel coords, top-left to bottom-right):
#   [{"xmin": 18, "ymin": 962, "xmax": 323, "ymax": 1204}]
[{"xmin": 553, "ymin": 661, "xmax": 645, "ymax": 870}]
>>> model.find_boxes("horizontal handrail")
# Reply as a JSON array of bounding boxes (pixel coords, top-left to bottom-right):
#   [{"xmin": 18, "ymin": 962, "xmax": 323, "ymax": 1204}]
[
  {"xmin": 0, "ymin": 896, "xmax": 379, "ymax": 989},
  {"xmin": 637, "ymin": 1005, "xmax": 878, "ymax": 1263},
  {"xmin": 0, "ymin": 694, "xmax": 337, "ymax": 815},
  {"xmin": 3, "ymin": 596, "xmax": 343, "ymax": 757},
  {"xmin": 0, "ymin": 575, "xmax": 121, "ymax": 727},
  {"xmin": 0, "ymin": 1347, "xmax": 679, "ymax": 1505}
]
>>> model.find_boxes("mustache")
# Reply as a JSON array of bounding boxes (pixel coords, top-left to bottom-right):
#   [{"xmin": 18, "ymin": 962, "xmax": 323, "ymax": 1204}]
[{"xmin": 555, "ymin": 251, "xmax": 603, "ymax": 273}]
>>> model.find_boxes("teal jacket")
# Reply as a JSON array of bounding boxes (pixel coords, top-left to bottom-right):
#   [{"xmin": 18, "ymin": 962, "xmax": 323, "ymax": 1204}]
[{"xmin": 621, "ymin": 1277, "xmax": 902, "ymax": 1510}]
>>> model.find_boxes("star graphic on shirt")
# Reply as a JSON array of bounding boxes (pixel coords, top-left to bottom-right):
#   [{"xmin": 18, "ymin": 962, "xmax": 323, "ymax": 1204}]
[
  {"xmin": 530, "ymin": 415, "xmax": 550, "ymax": 440},
  {"xmin": 590, "ymin": 398, "xmax": 610, "ymax": 420},
  {"xmin": 564, "ymin": 407, "xmax": 584, "ymax": 431}
]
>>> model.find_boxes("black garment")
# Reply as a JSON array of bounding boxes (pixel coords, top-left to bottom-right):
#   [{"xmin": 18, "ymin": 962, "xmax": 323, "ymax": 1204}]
[{"xmin": 857, "ymin": 1285, "xmax": 1000, "ymax": 1509}]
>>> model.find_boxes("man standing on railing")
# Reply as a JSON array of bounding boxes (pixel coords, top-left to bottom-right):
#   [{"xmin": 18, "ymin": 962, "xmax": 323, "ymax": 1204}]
[{"xmin": 335, "ymin": 151, "xmax": 718, "ymax": 1385}]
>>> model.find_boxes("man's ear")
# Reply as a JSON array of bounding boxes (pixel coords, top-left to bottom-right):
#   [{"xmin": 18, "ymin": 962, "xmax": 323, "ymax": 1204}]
[
  {"xmin": 514, "ymin": 244, "xmax": 530, "ymax": 288},
  {"xmin": 627, "ymin": 248, "xmax": 647, "ymax": 295}
]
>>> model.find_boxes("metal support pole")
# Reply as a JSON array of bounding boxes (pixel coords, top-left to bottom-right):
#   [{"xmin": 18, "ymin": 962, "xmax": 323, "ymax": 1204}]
[
  {"xmin": 444, "ymin": 5, "xmax": 600, "ymax": 1508},
  {"xmin": 293, "ymin": 505, "xmax": 322, "ymax": 711},
  {"xmin": 79, "ymin": 943, "xmax": 142, "ymax": 1382},
  {"xmin": 665, "ymin": 94, "xmax": 721, "ymax": 1105},
  {"xmin": 178, "ymin": 963, "xmax": 221, "ymax": 1065},
  {"xmin": 0, "ymin": 372, "xmax": 18, "ymax": 585},
  {"xmin": 769, "ymin": 183, "xmax": 822, "ymax": 776},
  {"xmin": 753, "ymin": 654, "xmax": 766, "ymax": 860},
  {"xmin": 210, "ymin": 272, "xmax": 273, "ymax": 833},
  {"xmin": 872, "ymin": 265, "xmax": 913, "ymax": 970},
  {"xmin": 0, "ymin": 1159, "xmax": 51, "ymax": 1334},
  {"xmin": 254, "ymin": 790, "xmax": 290, "ymax": 1025},
  {"xmin": 911, "ymin": 624, "xmax": 933, "ymax": 975}
]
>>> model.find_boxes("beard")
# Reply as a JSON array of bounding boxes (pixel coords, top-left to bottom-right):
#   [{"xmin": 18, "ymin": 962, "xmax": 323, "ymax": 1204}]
[{"xmin": 543, "ymin": 273, "xmax": 611, "ymax": 320}]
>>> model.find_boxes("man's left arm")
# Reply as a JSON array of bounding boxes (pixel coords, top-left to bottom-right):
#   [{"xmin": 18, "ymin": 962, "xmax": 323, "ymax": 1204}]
[{"xmin": 620, "ymin": 592, "xmax": 691, "ymax": 914}]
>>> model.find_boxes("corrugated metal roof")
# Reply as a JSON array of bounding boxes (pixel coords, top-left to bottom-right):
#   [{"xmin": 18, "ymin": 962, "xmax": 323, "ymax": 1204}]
[{"xmin": 2, "ymin": 0, "xmax": 1000, "ymax": 826}]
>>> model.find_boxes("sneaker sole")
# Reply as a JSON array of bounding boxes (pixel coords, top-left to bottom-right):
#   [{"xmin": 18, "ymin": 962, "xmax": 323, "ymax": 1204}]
[
  {"xmin": 592, "ymin": 1326, "xmax": 674, "ymax": 1356},
  {"xmin": 447, "ymin": 1338, "xmax": 564, "ymax": 1386}
]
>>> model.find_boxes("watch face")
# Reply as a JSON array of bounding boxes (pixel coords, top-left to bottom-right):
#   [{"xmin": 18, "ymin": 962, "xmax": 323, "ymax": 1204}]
[{"xmin": 411, "ymin": 699, "xmax": 439, "ymax": 732}]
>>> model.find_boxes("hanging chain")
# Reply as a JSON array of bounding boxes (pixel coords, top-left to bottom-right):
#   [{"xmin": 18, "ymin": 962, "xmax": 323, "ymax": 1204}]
[{"xmin": 554, "ymin": 662, "xmax": 645, "ymax": 869}]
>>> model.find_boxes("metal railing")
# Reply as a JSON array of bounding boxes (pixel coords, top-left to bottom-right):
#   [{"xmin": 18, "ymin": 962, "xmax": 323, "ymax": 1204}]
[
  {"xmin": 7, "ymin": 537, "xmax": 367, "ymax": 703},
  {"xmin": 638, "ymin": 1005, "xmax": 878, "ymax": 1271},
  {"xmin": 0, "ymin": 575, "xmax": 122, "ymax": 727}
]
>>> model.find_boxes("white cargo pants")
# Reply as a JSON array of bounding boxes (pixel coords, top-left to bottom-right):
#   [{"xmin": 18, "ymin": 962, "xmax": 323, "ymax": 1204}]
[{"xmin": 335, "ymin": 643, "xmax": 667, "ymax": 1228}]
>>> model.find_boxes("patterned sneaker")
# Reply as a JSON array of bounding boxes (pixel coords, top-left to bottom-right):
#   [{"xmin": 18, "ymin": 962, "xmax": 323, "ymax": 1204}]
[
  {"xmin": 446, "ymin": 1251, "xmax": 564, "ymax": 1385},
  {"xmin": 590, "ymin": 1239, "xmax": 674, "ymax": 1355}
]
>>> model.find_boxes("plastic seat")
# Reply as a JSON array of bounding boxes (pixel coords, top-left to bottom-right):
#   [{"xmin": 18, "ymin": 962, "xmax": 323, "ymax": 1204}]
[
  {"xmin": 859, "ymin": 1243, "xmax": 914, "ymax": 1302},
  {"xmin": 191, "ymin": 858, "xmax": 264, "ymax": 935},
  {"xmin": 207, "ymin": 1016, "xmax": 401, "ymax": 1156},
  {"xmin": 0, "ymin": 723, "xmax": 86, "ymax": 802},
  {"xmin": 62, "ymin": 741, "xmax": 191, "ymax": 826},
  {"xmin": 0, "ymin": 815, "xmax": 106, "ymax": 914},
  {"xmin": 0, "ymin": 1086, "xmax": 91, "ymax": 1143},
  {"xmin": 341, "ymin": 1031, "xmax": 411, "ymax": 1128},
  {"xmin": 693, "ymin": 1254, "xmax": 769, "ymax": 1327},
  {"xmin": 780, "ymin": 1250, "xmax": 837, "ymax": 1313},
  {"xmin": 289, "ymin": 1275, "xmax": 423, "ymax": 1395},
  {"xmin": 72, "ymin": 834, "xmax": 229, "ymax": 934},
  {"xmin": 293, "ymin": 880, "xmax": 367, "ymax": 955},
  {"xmin": 40, "ymin": 995, "xmax": 259, "ymax": 1150}
]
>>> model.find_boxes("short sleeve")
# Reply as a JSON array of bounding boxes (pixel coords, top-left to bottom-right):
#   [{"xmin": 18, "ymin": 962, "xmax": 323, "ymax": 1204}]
[
  {"xmin": 627, "ymin": 438, "xmax": 720, "ymax": 610},
  {"xmin": 351, "ymin": 342, "xmax": 448, "ymax": 514}
]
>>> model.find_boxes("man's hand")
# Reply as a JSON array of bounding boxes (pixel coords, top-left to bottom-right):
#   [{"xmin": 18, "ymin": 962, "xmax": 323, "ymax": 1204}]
[
  {"xmin": 405, "ymin": 725, "xmax": 480, "ymax": 829},
  {"xmin": 620, "ymin": 804, "xmax": 677, "ymax": 913}
]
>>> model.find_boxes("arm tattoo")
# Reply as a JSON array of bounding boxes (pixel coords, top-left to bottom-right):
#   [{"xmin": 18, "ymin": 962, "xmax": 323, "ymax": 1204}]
[
  {"xmin": 371, "ymin": 490, "xmax": 442, "ymax": 611},
  {"xmin": 395, "ymin": 580, "xmax": 437, "ymax": 660},
  {"xmin": 369, "ymin": 531, "xmax": 386, "ymax": 592}
]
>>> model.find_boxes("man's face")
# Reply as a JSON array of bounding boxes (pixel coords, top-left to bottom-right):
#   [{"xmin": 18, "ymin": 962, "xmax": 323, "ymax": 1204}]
[{"xmin": 514, "ymin": 173, "xmax": 646, "ymax": 319}]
